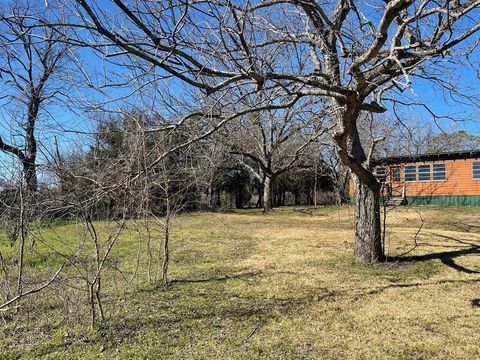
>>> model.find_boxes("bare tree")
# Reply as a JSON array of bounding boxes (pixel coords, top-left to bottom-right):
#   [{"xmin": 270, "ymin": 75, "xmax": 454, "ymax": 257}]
[
  {"xmin": 311, "ymin": 141, "xmax": 349, "ymax": 206},
  {"xmin": 194, "ymin": 136, "xmax": 231, "ymax": 210},
  {"xmin": 227, "ymin": 101, "xmax": 333, "ymax": 212},
  {"xmin": 0, "ymin": 3, "xmax": 71, "ymax": 302},
  {"xmin": 0, "ymin": 4, "xmax": 68, "ymax": 194},
  {"xmin": 68, "ymin": 0, "xmax": 480, "ymax": 262}
]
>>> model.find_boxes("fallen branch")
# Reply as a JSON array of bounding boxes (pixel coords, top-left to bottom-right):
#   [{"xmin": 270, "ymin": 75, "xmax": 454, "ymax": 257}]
[
  {"xmin": 0, "ymin": 264, "xmax": 64, "ymax": 311},
  {"xmin": 245, "ymin": 326, "xmax": 259, "ymax": 341}
]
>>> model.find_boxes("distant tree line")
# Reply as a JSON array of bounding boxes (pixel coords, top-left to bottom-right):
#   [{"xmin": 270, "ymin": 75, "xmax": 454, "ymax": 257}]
[{"xmin": 48, "ymin": 113, "xmax": 343, "ymax": 220}]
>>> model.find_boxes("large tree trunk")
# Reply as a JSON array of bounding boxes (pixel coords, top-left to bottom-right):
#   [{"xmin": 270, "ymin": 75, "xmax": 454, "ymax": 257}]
[
  {"xmin": 235, "ymin": 185, "xmax": 244, "ymax": 209},
  {"xmin": 263, "ymin": 175, "xmax": 272, "ymax": 212},
  {"xmin": 23, "ymin": 159, "xmax": 38, "ymax": 194},
  {"xmin": 25, "ymin": 99, "xmax": 39, "ymax": 195},
  {"xmin": 332, "ymin": 99, "xmax": 385, "ymax": 263},
  {"xmin": 256, "ymin": 183, "xmax": 263, "ymax": 208},
  {"xmin": 338, "ymin": 163, "xmax": 350, "ymax": 204},
  {"xmin": 353, "ymin": 175, "xmax": 384, "ymax": 263}
]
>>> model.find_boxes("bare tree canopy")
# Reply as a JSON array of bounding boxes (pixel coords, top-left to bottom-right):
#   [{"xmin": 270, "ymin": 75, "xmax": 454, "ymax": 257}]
[
  {"xmin": 2, "ymin": 1, "xmax": 480, "ymax": 348},
  {"xmin": 0, "ymin": 2, "xmax": 70, "ymax": 193},
  {"xmin": 226, "ymin": 98, "xmax": 333, "ymax": 211},
  {"xmin": 65, "ymin": 0, "xmax": 480, "ymax": 262}
]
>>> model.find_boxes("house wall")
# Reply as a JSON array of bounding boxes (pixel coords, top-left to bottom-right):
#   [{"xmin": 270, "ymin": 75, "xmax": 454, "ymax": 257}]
[
  {"xmin": 391, "ymin": 158, "xmax": 480, "ymax": 196},
  {"xmin": 348, "ymin": 157, "xmax": 480, "ymax": 205}
]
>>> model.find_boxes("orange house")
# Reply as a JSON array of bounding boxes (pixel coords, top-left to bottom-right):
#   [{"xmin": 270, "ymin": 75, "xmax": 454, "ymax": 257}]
[{"xmin": 349, "ymin": 150, "xmax": 480, "ymax": 206}]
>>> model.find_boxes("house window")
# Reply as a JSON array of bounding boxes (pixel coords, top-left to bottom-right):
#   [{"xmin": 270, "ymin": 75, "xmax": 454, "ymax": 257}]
[
  {"xmin": 405, "ymin": 165, "xmax": 417, "ymax": 182},
  {"xmin": 418, "ymin": 164, "xmax": 431, "ymax": 181},
  {"xmin": 433, "ymin": 163, "xmax": 446, "ymax": 181},
  {"xmin": 391, "ymin": 166, "xmax": 401, "ymax": 182},
  {"xmin": 473, "ymin": 161, "xmax": 480, "ymax": 180},
  {"xmin": 376, "ymin": 167, "xmax": 387, "ymax": 182}
]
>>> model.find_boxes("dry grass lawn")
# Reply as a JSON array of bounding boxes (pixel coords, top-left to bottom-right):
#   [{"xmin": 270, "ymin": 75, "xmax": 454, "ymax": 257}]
[{"xmin": 1, "ymin": 205, "xmax": 480, "ymax": 359}]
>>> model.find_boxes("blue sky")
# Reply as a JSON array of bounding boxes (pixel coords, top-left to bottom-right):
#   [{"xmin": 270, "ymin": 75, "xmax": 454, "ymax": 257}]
[
  {"xmin": 56, "ymin": 0, "xmax": 480, "ymax": 135},
  {"xmin": 1, "ymin": 0, "xmax": 479, "ymax": 183}
]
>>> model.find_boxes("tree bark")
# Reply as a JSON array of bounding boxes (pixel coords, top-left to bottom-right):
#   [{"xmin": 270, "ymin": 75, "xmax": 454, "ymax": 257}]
[
  {"xmin": 24, "ymin": 90, "xmax": 40, "ymax": 195},
  {"xmin": 353, "ymin": 175, "xmax": 384, "ymax": 263},
  {"xmin": 0, "ymin": 141, "xmax": 37, "ymax": 195},
  {"xmin": 332, "ymin": 98, "xmax": 385, "ymax": 263},
  {"xmin": 263, "ymin": 175, "xmax": 272, "ymax": 212},
  {"xmin": 256, "ymin": 184, "xmax": 263, "ymax": 208},
  {"xmin": 23, "ymin": 159, "xmax": 38, "ymax": 194}
]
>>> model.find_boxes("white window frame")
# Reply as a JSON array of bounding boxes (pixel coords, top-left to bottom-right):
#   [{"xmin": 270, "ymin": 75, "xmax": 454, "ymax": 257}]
[
  {"xmin": 417, "ymin": 164, "xmax": 431, "ymax": 182},
  {"xmin": 405, "ymin": 165, "xmax": 417, "ymax": 182},
  {"xmin": 432, "ymin": 162, "xmax": 447, "ymax": 181}
]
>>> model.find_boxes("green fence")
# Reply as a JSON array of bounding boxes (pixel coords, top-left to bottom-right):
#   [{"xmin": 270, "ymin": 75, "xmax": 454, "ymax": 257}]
[
  {"xmin": 348, "ymin": 195, "xmax": 480, "ymax": 206},
  {"xmin": 407, "ymin": 195, "xmax": 480, "ymax": 206}
]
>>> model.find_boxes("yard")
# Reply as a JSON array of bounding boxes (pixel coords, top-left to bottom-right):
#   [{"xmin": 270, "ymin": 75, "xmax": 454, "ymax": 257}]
[{"xmin": 1, "ymin": 205, "xmax": 480, "ymax": 359}]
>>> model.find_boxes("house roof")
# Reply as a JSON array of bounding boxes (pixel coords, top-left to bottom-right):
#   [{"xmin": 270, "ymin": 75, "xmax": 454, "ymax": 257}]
[{"xmin": 374, "ymin": 149, "xmax": 480, "ymax": 166}]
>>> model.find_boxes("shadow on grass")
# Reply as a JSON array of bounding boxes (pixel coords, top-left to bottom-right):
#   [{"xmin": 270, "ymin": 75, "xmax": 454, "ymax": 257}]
[
  {"xmin": 170, "ymin": 270, "xmax": 263, "ymax": 285},
  {"xmin": 361, "ymin": 277, "xmax": 480, "ymax": 299},
  {"xmin": 388, "ymin": 233, "xmax": 480, "ymax": 274},
  {"xmin": 293, "ymin": 208, "xmax": 314, "ymax": 216},
  {"xmin": 83, "ymin": 271, "xmax": 338, "ymax": 360},
  {"xmin": 26, "ymin": 266, "xmax": 480, "ymax": 359},
  {"xmin": 447, "ymin": 219, "xmax": 480, "ymax": 233}
]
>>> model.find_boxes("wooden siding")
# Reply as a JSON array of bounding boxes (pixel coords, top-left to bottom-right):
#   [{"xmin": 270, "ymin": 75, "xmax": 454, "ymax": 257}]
[{"xmin": 348, "ymin": 158, "xmax": 480, "ymax": 197}]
